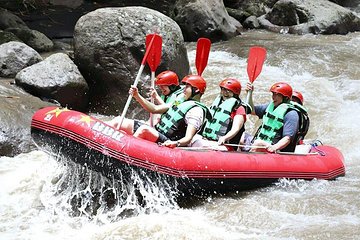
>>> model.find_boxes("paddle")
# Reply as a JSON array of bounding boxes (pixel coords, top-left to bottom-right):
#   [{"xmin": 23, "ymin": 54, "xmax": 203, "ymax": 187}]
[
  {"xmin": 117, "ymin": 34, "xmax": 160, "ymax": 130},
  {"xmin": 145, "ymin": 34, "xmax": 162, "ymax": 127},
  {"xmin": 195, "ymin": 38, "xmax": 211, "ymax": 76},
  {"xmin": 245, "ymin": 46, "xmax": 267, "ymax": 104},
  {"xmin": 224, "ymin": 143, "xmax": 267, "ymax": 149}
]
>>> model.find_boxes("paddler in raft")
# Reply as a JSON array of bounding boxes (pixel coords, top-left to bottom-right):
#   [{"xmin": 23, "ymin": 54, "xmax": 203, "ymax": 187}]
[
  {"xmin": 291, "ymin": 90, "xmax": 310, "ymax": 145},
  {"xmin": 133, "ymin": 75, "xmax": 211, "ymax": 148},
  {"xmin": 190, "ymin": 78, "xmax": 251, "ymax": 151},
  {"xmin": 107, "ymin": 70, "xmax": 184, "ymax": 134},
  {"xmin": 243, "ymin": 82, "xmax": 309, "ymax": 153}
]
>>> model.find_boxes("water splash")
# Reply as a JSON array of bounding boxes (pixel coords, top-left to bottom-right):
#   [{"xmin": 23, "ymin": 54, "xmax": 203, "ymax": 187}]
[{"xmin": 39, "ymin": 154, "xmax": 180, "ymax": 224}]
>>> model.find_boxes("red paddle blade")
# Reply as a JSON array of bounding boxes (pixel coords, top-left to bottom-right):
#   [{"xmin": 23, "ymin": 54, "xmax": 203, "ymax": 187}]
[
  {"xmin": 146, "ymin": 34, "xmax": 162, "ymax": 72},
  {"xmin": 247, "ymin": 47, "xmax": 267, "ymax": 83},
  {"xmin": 195, "ymin": 38, "xmax": 211, "ymax": 76}
]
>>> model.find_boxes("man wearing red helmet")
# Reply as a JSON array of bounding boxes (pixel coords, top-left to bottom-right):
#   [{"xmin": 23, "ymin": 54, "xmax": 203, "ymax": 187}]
[
  {"xmin": 245, "ymin": 82, "xmax": 300, "ymax": 153},
  {"xmin": 107, "ymin": 70, "xmax": 184, "ymax": 133},
  {"xmin": 133, "ymin": 75, "xmax": 211, "ymax": 148},
  {"xmin": 191, "ymin": 78, "xmax": 250, "ymax": 150}
]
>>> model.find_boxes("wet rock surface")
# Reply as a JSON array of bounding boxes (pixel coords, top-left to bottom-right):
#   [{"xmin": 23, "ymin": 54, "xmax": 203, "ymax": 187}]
[{"xmin": 0, "ymin": 79, "xmax": 55, "ymax": 156}]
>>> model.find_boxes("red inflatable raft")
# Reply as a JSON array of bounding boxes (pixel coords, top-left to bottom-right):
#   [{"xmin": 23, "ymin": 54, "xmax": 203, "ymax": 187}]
[{"xmin": 31, "ymin": 106, "xmax": 345, "ymax": 194}]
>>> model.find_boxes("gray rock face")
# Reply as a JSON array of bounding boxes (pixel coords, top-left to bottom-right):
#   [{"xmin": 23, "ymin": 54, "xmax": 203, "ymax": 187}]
[
  {"xmin": 5, "ymin": 28, "xmax": 54, "ymax": 52},
  {"xmin": 0, "ymin": 30, "xmax": 22, "ymax": 45},
  {"xmin": 0, "ymin": 7, "xmax": 29, "ymax": 30},
  {"xmin": 15, "ymin": 53, "xmax": 89, "ymax": 111},
  {"xmin": 0, "ymin": 41, "xmax": 42, "ymax": 78},
  {"xmin": 329, "ymin": 0, "xmax": 360, "ymax": 8},
  {"xmin": 0, "ymin": 80, "xmax": 54, "ymax": 157},
  {"xmin": 243, "ymin": 16, "xmax": 261, "ymax": 29},
  {"xmin": 49, "ymin": 0, "xmax": 84, "ymax": 9},
  {"xmin": 260, "ymin": 0, "xmax": 360, "ymax": 34},
  {"xmin": 172, "ymin": 0, "xmax": 242, "ymax": 42},
  {"xmin": 224, "ymin": 0, "xmax": 278, "ymax": 16},
  {"xmin": 74, "ymin": 7, "xmax": 189, "ymax": 115}
]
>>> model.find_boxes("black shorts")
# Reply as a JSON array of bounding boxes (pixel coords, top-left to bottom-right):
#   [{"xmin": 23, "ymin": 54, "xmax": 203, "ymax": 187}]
[
  {"xmin": 133, "ymin": 119, "xmax": 144, "ymax": 133},
  {"xmin": 133, "ymin": 120, "xmax": 169, "ymax": 143}
]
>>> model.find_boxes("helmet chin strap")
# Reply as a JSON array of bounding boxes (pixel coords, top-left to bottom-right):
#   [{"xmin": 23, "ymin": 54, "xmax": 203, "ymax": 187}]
[
  {"xmin": 190, "ymin": 87, "xmax": 200, "ymax": 99},
  {"xmin": 282, "ymin": 97, "xmax": 291, "ymax": 103},
  {"xmin": 168, "ymin": 85, "xmax": 180, "ymax": 93}
]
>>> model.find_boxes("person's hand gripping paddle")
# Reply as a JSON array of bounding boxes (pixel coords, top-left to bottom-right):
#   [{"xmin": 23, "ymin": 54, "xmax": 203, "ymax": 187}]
[{"xmin": 117, "ymin": 34, "xmax": 162, "ymax": 130}]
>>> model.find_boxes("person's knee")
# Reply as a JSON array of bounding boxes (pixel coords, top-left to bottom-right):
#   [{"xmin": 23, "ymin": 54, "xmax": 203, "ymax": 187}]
[
  {"xmin": 134, "ymin": 125, "xmax": 147, "ymax": 138},
  {"xmin": 134, "ymin": 125, "xmax": 157, "ymax": 141}
]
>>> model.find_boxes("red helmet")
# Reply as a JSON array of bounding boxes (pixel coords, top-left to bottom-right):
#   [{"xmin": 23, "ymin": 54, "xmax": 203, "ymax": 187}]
[
  {"xmin": 292, "ymin": 91, "xmax": 304, "ymax": 105},
  {"xmin": 181, "ymin": 75, "xmax": 206, "ymax": 94},
  {"xmin": 269, "ymin": 82, "xmax": 292, "ymax": 99},
  {"xmin": 155, "ymin": 71, "xmax": 179, "ymax": 86},
  {"xmin": 219, "ymin": 78, "xmax": 241, "ymax": 95}
]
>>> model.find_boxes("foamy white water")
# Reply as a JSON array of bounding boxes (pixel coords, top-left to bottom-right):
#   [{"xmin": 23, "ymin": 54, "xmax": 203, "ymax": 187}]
[{"xmin": 1, "ymin": 31, "xmax": 360, "ymax": 239}]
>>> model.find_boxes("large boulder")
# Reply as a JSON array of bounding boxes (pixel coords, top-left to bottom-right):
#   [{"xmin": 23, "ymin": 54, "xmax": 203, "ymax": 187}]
[
  {"xmin": 224, "ymin": 0, "xmax": 278, "ymax": 26},
  {"xmin": 0, "ymin": 41, "xmax": 42, "ymax": 78},
  {"xmin": 5, "ymin": 28, "xmax": 54, "ymax": 52},
  {"xmin": 15, "ymin": 53, "xmax": 89, "ymax": 111},
  {"xmin": 172, "ymin": 0, "xmax": 242, "ymax": 42},
  {"xmin": 259, "ymin": 0, "xmax": 360, "ymax": 34},
  {"xmin": 224, "ymin": 0, "xmax": 278, "ymax": 17},
  {"xmin": 74, "ymin": 7, "xmax": 189, "ymax": 116},
  {"xmin": 329, "ymin": 0, "xmax": 360, "ymax": 8},
  {"xmin": 0, "ymin": 80, "xmax": 54, "ymax": 157},
  {"xmin": 49, "ymin": 0, "xmax": 84, "ymax": 9},
  {"xmin": 0, "ymin": 30, "xmax": 22, "ymax": 44},
  {"xmin": 0, "ymin": 7, "xmax": 29, "ymax": 30}
]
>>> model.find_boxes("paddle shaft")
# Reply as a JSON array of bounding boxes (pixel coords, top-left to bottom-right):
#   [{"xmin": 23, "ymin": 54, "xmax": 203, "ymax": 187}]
[
  {"xmin": 149, "ymin": 71, "xmax": 156, "ymax": 127},
  {"xmin": 177, "ymin": 146, "xmax": 227, "ymax": 151},
  {"xmin": 117, "ymin": 64, "xmax": 146, "ymax": 129},
  {"xmin": 145, "ymin": 34, "xmax": 162, "ymax": 127},
  {"xmin": 245, "ymin": 62, "xmax": 258, "ymax": 103},
  {"xmin": 117, "ymin": 35, "xmax": 157, "ymax": 129},
  {"xmin": 224, "ymin": 143, "xmax": 267, "ymax": 149}
]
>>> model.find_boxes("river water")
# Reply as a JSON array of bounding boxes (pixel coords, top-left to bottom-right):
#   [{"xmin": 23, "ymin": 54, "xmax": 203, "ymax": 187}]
[{"xmin": 1, "ymin": 30, "xmax": 360, "ymax": 239}]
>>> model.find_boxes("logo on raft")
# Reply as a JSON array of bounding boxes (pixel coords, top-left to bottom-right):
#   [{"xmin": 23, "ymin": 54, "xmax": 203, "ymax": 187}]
[
  {"xmin": 44, "ymin": 107, "xmax": 70, "ymax": 121},
  {"xmin": 92, "ymin": 121, "xmax": 124, "ymax": 142}
]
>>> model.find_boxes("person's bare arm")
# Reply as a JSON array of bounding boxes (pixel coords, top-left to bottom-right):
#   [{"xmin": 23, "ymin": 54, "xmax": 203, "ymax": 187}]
[
  {"xmin": 245, "ymin": 82, "xmax": 256, "ymax": 115},
  {"xmin": 131, "ymin": 86, "xmax": 169, "ymax": 114},
  {"xmin": 162, "ymin": 124, "xmax": 197, "ymax": 148},
  {"xmin": 218, "ymin": 115, "xmax": 245, "ymax": 145},
  {"xmin": 150, "ymin": 88, "xmax": 165, "ymax": 105},
  {"xmin": 266, "ymin": 136, "xmax": 291, "ymax": 153}
]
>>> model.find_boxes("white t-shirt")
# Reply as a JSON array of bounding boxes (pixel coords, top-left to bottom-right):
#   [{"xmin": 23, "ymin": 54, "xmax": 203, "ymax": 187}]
[{"xmin": 184, "ymin": 106, "xmax": 204, "ymax": 130}]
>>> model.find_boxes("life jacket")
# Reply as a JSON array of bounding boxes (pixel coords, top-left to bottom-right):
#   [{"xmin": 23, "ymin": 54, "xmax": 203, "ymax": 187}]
[
  {"xmin": 290, "ymin": 101, "xmax": 310, "ymax": 144},
  {"xmin": 256, "ymin": 102, "xmax": 294, "ymax": 143},
  {"xmin": 255, "ymin": 101, "xmax": 307, "ymax": 152},
  {"xmin": 161, "ymin": 86, "xmax": 184, "ymax": 104},
  {"xmin": 155, "ymin": 100, "xmax": 211, "ymax": 141},
  {"xmin": 202, "ymin": 96, "xmax": 246, "ymax": 144}
]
